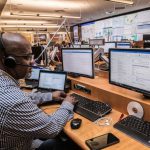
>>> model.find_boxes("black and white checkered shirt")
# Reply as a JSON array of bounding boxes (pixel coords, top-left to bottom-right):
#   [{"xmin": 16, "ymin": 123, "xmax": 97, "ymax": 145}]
[{"xmin": 0, "ymin": 70, "xmax": 74, "ymax": 150}]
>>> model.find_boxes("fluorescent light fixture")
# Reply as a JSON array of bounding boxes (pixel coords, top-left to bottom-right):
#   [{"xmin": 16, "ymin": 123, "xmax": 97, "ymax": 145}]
[
  {"xmin": 0, "ymin": 19, "xmax": 55, "ymax": 25},
  {"xmin": 105, "ymin": 0, "xmax": 134, "ymax": 5},
  {"xmin": 10, "ymin": 12, "xmax": 81, "ymax": 19},
  {"xmin": 0, "ymin": 25, "xmax": 60, "ymax": 28}
]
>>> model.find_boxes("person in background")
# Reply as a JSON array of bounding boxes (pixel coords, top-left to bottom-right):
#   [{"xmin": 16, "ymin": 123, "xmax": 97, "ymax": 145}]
[
  {"xmin": 0, "ymin": 32, "xmax": 77, "ymax": 150},
  {"xmin": 61, "ymin": 41, "xmax": 67, "ymax": 48}
]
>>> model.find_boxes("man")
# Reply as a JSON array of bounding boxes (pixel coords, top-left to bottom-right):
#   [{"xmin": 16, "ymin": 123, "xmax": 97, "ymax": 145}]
[{"xmin": 0, "ymin": 32, "xmax": 77, "ymax": 150}]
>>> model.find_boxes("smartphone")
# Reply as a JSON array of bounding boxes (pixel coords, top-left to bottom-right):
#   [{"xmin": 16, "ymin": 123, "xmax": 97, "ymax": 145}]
[{"xmin": 85, "ymin": 133, "xmax": 120, "ymax": 150}]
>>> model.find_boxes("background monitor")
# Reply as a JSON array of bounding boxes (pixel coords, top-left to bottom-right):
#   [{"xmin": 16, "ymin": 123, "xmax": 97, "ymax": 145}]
[
  {"xmin": 38, "ymin": 71, "xmax": 66, "ymax": 91},
  {"xmin": 72, "ymin": 44, "xmax": 81, "ymax": 48},
  {"xmin": 116, "ymin": 42, "xmax": 131, "ymax": 48},
  {"xmin": 80, "ymin": 44, "xmax": 90, "ymax": 48},
  {"xmin": 27, "ymin": 68, "xmax": 49, "ymax": 80},
  {"xmin": 62, "ymin": 48, "xmax": 94, "ymax": 78},
  {"xmin": 27, "ymin": 68, "xmax": 41, "ymax": 80},
  {"xmin": 109, "ymin": 48, "xmax": 150, "ymax": 96},
  {"xmin": 143, "ymin": 34, "xmax": 150, "ymax": 48},
  {"xmin": 103, "ymin": 42, "xmax": 116, "ymax": 53},
  {"xmin": 89, "ymin": 39, "xmax": 105, "ymax": 45}
]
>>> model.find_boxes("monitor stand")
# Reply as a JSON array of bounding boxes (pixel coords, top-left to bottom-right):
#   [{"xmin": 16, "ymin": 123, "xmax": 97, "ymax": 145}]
[{"xmin": 68, "ymin": 73, "xmax": 80, "ymax": 78}]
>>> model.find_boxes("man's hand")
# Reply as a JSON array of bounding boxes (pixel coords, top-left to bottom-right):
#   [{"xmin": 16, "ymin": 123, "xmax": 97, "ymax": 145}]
[
  {"xmin": 52, "ymin": 91, "xmax": 67, "ymax": 102},
  {"xmin": 64, "ymin": 95, "xmax": 78, "ymax": 105}
]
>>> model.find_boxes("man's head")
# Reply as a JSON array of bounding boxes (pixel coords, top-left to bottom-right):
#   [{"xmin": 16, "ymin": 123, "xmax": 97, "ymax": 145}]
[{"xmin": 0, "ymin": 32, "xmax": 33, "ymax": 79}]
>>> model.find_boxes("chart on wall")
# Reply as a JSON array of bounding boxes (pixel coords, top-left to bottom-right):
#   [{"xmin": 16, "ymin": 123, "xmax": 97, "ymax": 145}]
[
  {"xmin": 81, "ymin": 22, "xmax": 96, "ymax": 42},
  {"xmin": 81, "ymin": 9, "xmax": 150, "ymax": 42}
]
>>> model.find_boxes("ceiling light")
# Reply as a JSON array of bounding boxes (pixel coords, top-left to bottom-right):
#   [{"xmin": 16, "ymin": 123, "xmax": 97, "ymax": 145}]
[
  {"xmin": 10, "ymin": 12, "xmax": 81, "ymax": 19},
  {"xmin": 0, "ymin": 25, "xmax": 60, "ymax": 28},
  {"xmin": 0, "ymin": 19, "xmax": 57, "ymax": 25},
  {"xmin": 105, "ymin": 0, "xmax": 134, "ymax": 5}
]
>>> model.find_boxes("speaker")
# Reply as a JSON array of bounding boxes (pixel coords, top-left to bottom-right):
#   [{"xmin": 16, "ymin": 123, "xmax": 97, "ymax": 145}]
[{"xmin": 0, "ymin": 32, "xmax": 17, "ymax": 68}]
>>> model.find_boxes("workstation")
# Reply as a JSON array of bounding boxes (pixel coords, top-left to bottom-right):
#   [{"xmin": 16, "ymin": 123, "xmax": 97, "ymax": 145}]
[{"xmin": 0, "ymin": 0, "xmax": 150, "ymax": 150}]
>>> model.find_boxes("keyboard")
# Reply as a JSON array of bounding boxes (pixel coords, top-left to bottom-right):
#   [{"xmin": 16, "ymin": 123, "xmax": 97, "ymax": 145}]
[
  {"xmin": 114, "ymin": 115, "xmax": 150, "ymax": 147},
  {"xmin": 71, "ymin": 93, "xmax": 112, "ymax": 121}
]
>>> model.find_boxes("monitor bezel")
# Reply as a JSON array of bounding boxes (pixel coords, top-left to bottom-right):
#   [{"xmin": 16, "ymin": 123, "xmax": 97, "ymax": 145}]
[
  {"xmin": 61, "ymin": 48, "xmax": 95, "ymax": 79},
  {"xmin": 38, "ymin": 70, "xmax": 67, "ymax": 91},
  {"xmin": 109, "ymin": 48, "xmax": 150, "ymax": 96}
]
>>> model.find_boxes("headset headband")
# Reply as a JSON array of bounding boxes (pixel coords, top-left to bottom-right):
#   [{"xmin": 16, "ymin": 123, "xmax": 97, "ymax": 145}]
[{"xmin": 0, "ymin": 32, "xmax": 5, "ymax": 51}]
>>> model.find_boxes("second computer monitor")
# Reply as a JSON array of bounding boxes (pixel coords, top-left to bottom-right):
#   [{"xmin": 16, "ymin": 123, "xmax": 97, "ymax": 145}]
[
  {"xmin": 103, "ymin": 42, "xmax": 116, "ymax": 53},
  {"xmin": 116, "ymin": 42, "xmax": 131, "ymax": 48},
  {"xmin": 38, "ymin": 70, "xmax": 67, "ymax": 91},
  {"xmin": 28, "ymin": 68, "xmax": 41, "ymax": 80},
  {"xmin": 62, "ymin": 48, "xmax": 94, "ymax": 78},
  {"xmin": 109, "ymin": 48, "xmax": 150, "ymax": 97}
]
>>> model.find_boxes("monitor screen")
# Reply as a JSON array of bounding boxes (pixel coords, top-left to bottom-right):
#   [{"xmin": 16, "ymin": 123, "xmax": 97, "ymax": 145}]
[
  {"xmin": 62, "ymin": 48, "xmax": 94, "ymax": 78},
  {"xmin": 28, "ymin": 68, "xmax": 49, "ymax": 80},
  {"xmin": 28, "ymin": 68, "xmax": 41, "ymax": 80},
  {"xmin": 103, "ymin": 42, "xmax": 116, "ymax": 53},
  {"xmin": 109, "ymin": 48, "xmax": 150, "ymax": 96},
  {"xmin": 81, "ymin": 44, "xmax": 90, "ymax": 48},
  {"xmin": 116, "ymin": 42, "xmax": 131, "ymax": 48},
  {"xmin": 89, "ymin": 39, "xmax": 104, "ymax": 45},
  {"xmin": 72, "ymin": 44, "xmax": 81, "ymax": 48},
  {"xmin": 38, "ymin": 71, "xmax": 66, "ymax": 90}
]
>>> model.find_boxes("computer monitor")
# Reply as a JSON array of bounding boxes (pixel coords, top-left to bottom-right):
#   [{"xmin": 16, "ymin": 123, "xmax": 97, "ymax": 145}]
[
  {"xmin": 38, "ymin": 70, "xmax": 67, "ymax": 91},
  {"xmin": 80, "ymin": 44, "xmax": 90, "ymax": 48},
  {"xmin": 89, "ymin": 39, "xmax": 105, "ymax": 46},
  {"xmin": 103, "ymin": 42, "xmax": 116, "ymax": 53},
  {"xmin": 28, "ymin": 68, "xmax": 41, "ymax": 80},
  {"xmin": 72, "ymin": 44, "xmax": 81, "ymax": 48},
  {"xmin": 62, "ymin": 48, "xmax": 94, "ymax": 78},
  {"xmin": 143, "ymin": 34, "xmax": 150, "ymax": 48},
  {"xmin": 27, "ymin": 68, "xmax": 49, "ymax": 80},
  {"xmin": 116, "ymin": 42, "xmax": 131, "ymax": 48},
  {"xmin": 109, "ymin": 48, "xmax": 150, "ymax": 97}
]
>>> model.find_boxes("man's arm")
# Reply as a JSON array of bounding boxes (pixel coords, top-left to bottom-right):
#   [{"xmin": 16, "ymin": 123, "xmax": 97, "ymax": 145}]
[
  {"xmin": 27, "ymin": 92, "xmax": 52, "ymax": 105},
  {"xmin": 27, "ymin": 91, "xmax": 66, "ymax": 105},
  {"xmin": 5, "ymin": 96, "xmax": 75, "ymax": 139}
]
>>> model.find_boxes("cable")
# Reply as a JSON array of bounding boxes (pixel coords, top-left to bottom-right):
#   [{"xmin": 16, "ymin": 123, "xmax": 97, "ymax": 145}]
[
  {"xmin": 35, "ymin": 18, "xmax": 67, "ymax": 63},
  {"xmin": 94, "ymin": 117, "xmax": 112, "ymax": 126}
]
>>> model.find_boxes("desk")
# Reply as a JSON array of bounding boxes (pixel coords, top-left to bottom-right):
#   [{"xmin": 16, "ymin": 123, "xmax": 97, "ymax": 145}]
[
  {"xmin": 68, "ymin": 75, "xmax": 150, "ymax": 122},
  {"xmin": 22, "ymin": 73, "xmax": 150, "ymax": 150},
  {"xmin": 41, "ymin": 104, "xmax": 149, "ymax": 150}
]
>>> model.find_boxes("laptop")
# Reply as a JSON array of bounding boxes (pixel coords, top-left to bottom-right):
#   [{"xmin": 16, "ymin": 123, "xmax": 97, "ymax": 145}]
[
  {"xmin": 37, "ymin": 70, "xmax": 67, "ymax": 92},
  {"xmin": 21, "ymin": 68, "xmax": 48, "ymax": 89}
]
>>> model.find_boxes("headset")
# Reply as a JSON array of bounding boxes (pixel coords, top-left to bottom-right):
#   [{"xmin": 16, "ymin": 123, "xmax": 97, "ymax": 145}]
[{"xmin": 0, "ymin": 32, "xmax": 39, "ymax": 69}]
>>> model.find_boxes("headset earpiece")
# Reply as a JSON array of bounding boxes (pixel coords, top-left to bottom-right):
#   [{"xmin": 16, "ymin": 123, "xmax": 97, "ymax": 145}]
[
  {"xmin": 4, "ymin": 56, "xmax": 17, "ymax": 68},
  {"xmin": 0, "ymin": 32, "xmax": 17, "ymax": 68}
]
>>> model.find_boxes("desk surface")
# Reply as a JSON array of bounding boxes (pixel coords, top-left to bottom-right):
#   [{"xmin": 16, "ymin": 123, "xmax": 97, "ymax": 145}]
[
  {"xmin": 41, "ymin": 104, "xmax": 149, "ymax": 150},
  {"xmin": 21, "ymin": 74, "xmax": 150, "ymax": 150},
  {"xmin": 68, "ymin": 75, "xmax": 150, "ymax": 121}
]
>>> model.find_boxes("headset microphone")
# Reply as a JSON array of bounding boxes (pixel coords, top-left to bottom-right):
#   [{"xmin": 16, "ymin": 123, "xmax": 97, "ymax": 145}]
[{"xmin": 16, "ymin": 63, "xmax": 40, "ymax": 68}]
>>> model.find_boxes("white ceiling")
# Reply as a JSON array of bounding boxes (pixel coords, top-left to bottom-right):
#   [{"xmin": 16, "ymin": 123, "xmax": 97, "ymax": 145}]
[{"xmin": 0, "ymin": 0, "xmax": 150, "ymax": 32}]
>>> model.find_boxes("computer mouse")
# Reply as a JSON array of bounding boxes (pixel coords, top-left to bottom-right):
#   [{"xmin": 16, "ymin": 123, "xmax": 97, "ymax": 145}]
[{"xmin": 70, "ymin": 118, "xmax": 82, "ymax": 129}]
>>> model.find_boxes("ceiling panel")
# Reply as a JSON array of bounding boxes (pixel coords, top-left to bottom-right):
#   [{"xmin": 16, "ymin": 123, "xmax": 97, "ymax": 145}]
[
  {"xmin": 1, "ymin": 0, "xmax": 150, "ymax": 32},
  {"xmin": 0, "ymin": 0, "xmax": 7, "ymax": 15}
]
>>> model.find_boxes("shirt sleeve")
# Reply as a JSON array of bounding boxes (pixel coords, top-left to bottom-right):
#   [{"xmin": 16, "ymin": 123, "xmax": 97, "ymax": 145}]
[
  {"xmin": 27, "ymin": 92, "xmax": 53, "ymax": 105},
  {"xmin": 5, "ymin": 97, "xmax": 74, "ymax": 139}
]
